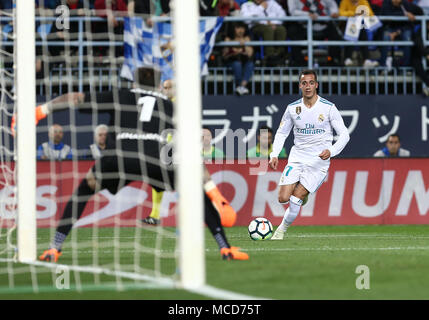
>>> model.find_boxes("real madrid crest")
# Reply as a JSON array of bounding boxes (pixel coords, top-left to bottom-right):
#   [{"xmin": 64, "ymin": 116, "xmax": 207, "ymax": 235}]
[
  {"xmin": 296, "ymin": 106, "xmax": 301, "ymax": 115},
  {"xmin": 318, "ymin": 114, "xmax": 325, "ymax": 122}
]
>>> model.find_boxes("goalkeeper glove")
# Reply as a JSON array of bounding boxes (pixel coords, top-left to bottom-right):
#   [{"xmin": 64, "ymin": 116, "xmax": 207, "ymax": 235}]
[
  {"xmin": 11, "ymin": 104, "xmax": 48, "ymax": 136},
  {"xmin": 204, "ymin": 180, "xmax": 237, "ymax": 227}
]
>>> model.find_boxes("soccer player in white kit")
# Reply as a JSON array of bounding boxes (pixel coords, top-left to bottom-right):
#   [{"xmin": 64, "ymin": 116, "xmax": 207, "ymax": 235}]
[{"xmin": 269, "ymin": 70, "xmax": 350, "ymax": 240}]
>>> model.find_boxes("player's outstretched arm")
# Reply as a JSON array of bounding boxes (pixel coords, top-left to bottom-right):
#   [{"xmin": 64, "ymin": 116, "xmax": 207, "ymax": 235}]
[
  {"xmin": 36, "ymin": 92, "xmax": 85, "ymax": 122},
  {"xmin": 11, "ymin": 93, "xmax": 85, "ymax": 135}
]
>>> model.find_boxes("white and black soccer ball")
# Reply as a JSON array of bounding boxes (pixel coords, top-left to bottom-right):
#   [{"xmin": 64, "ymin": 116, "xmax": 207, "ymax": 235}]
[{"xmin": 248, "ymin": 217, "xmax": 273, "ymax": 241}]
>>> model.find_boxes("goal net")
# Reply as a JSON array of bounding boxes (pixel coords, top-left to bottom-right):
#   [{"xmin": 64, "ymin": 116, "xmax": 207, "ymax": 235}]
[{"xmin": 0, "ymin": 0, "xmax": 208, "ymax": 295}]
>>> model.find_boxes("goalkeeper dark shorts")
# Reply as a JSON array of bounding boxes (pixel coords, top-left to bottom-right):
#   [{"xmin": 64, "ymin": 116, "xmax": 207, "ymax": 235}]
[{"xmin": 91, "ymin": 155, "xmax": 175, "ymax": 194}]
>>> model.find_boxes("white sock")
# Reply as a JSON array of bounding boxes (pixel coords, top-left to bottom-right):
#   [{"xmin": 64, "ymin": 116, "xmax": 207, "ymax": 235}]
[
  {"xmin": 280, "ymin": 195, "xmax": 303, "ymax": 230},
  {"xmin": 277, "ymin": 208, "xmax": 290, "ymax": 232},
  {"xmin": 277, "ymin": 200, "xmax": 289, "ymax": 231}
]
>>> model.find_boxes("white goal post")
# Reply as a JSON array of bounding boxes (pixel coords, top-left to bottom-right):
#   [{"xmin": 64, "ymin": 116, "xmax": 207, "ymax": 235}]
[
  {"xmin": 16, "ymin": 0, "xmax": 37, "ymax": 262},
  {"xmin": 173, "ymin": 0, "xmax": 205, "ymax": 289}
]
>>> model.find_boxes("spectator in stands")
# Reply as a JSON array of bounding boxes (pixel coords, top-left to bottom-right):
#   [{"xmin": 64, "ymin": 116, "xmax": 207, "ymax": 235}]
[
  {"xmin": 200, "ymin": 0, "xmax": 219, "ymax": 16},
  {"xmin": 222, "ymin": 21, "xmax": 254, "ymax": 95},
  {"xmin": 416, "ymin": 0, "xmax": 429, "ymax": 14},
  {"xmin": 378, "ymin": 0, "xmax": 415, "ymax": 71},
  {"xmin": 128, "ymin": 0, "xmax": 171, "ymax": 28},
  {"xmin": 413, "ymin": 50, "xmax": 429, "ymax": 97},
  {"xmin": 0, "ymin": 0, "xmax": 14, "ymax": 70},
  {"xmin": 37, "ymin": 124, "xmax": 73, "ymax": 160},
  {"xmin": 287, "ymin": 0, "xmax": 343, "ymax": 66},
  {"xmin": 247, "ymin": 125, "xmax": 287, "ymax": 158},
  {"xmin": 339, "ymin": 0, "xmax": 380, "ymax": 68},
  {"xmin": 94, "ymin": 0, "xmax": 128, "ymax": 32},
  {"xmin": 240, "ymin": 0, "xmax": 287, "ymax": 67},
  {"xmin": 368, "ymin": 0, "xmax": 383, "ymax": 15},
  {"xmin": 87, "ymin": 124, "xmax": 108, "ymax": 159},
  {"xmin": 0, "ymin": 0, "xmax": 12, "ymax": 11},
  {"xmin": 365, "ymin": 0, "xmax": 384, "ymax": 42},
  {"xmin": 93, "ymin": 0, "xmax": 128, "ymax": 59},
  {"xmin": 36, "ymin": 0, "xmax": 61, "ymax": 10},
  {"xmin": 128, "ymin": 0, "xmax": 170, "ymax": 16},
  {"xmin": 276, "ymin": 0, "xmax": 290, "ymax": 14},
  {"xmin": 47, "ymin": 0, "xmax": 88, "ymax": 58},
  {"xmin": 35, "ymin": 1, "xmax": 65, "ymax": 78},
  {"xmin": 216, "ymin": 0, "xmax": 241, "ymax": 41},
  {"xmin": 202, "ymin": 127, "xmax": 224, "ymax": 159},
  {"xmin": 373, "ymin": 134, "xmax": 410, "ymax": 157},
  {"xmin": 218, "ymin": 0, "xmax": 240, "ymax": 16},
  {"xmin": 407, "ymin": 2, "xmax": 429, "ymax": 96},
  {"xmin": 162, "ymin": 79, "xmax": 175, "ymax": 101}
]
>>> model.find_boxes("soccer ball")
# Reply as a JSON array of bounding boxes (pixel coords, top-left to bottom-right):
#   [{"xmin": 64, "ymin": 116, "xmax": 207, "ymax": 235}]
[{"xmin": 248, "ymin": 217, "xmax": 273, "ymax": 241}]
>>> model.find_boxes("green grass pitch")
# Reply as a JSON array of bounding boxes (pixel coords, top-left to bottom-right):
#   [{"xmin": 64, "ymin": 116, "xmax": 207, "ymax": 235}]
[{"xmin": 1, "ymin": 225, "xmax": 429, "ymax": 300}]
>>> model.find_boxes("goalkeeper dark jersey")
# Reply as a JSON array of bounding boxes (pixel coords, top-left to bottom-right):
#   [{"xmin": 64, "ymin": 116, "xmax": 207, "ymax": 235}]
[
  {"xmin": 82, "ymin": 88, "xmax": 174, "ymax": 159},
  {"xmin": 81, "ymin": 88, "xmax": 175, "ymax": 193}
]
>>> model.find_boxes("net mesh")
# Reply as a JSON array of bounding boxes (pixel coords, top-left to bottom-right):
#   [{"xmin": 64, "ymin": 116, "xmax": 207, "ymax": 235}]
[
  {"xmin": 0, "ymin": 1, "xmax": 181, "ymax": 293},
  {"xmin": 0, "ymin": 2, "xmax": 18, "ymax": 289}
]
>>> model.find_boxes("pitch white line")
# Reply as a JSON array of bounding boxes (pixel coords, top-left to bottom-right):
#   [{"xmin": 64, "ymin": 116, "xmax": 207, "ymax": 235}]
[
  {"xmin": 189, "ymin": 284, "xmax": 268, "ymax": 300},
  {"xmin": 57, "ymin": 233, "xmax": 429, "ymax": 241},
  {"xmin": 286, "ymin": 234, "xmax": 429, "ymax": 239},
  {"xmin": 243, "ymin": 246, "xmax": 429, "ymax": 252},
  {"xmin": 8, "ymin": 259, "xmax": 266, "ymax": 300},
  {"xmin": 63, "ymin": 246, "xmax": 429, "ymax": 256},
  {"xmin": 228, "ymin": 233, "xmax": 429, "ymax": 239}
]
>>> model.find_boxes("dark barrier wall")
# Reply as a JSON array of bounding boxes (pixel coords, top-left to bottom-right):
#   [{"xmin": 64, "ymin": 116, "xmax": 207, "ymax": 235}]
[
  {"xmin": 36, "ymin": 95, "xmax": 429, "ymax": 158},
  {"xmin": 202, "ymin": 95, "xmax": 429, "ymax": 158},
  {"xmin": 2, "ymin": 159, "xmax": 427, "ymax": 227}
]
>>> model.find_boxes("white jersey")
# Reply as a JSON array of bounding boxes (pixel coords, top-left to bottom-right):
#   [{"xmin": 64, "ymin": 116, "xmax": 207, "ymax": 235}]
[{"xmin": 271, "ymin": 96, "xmax": 350, "ymax": 171}]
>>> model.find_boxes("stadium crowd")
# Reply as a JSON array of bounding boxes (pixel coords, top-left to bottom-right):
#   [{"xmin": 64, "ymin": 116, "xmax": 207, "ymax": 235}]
[{"xmin": 0, "ymin": 0, "xmax": 428, "ymax": 95}]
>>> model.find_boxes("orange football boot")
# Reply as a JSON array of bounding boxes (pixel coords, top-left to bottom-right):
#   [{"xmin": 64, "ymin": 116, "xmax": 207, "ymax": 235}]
[{"xmin": 220, "ymin": 246, "xmax": 249, "ymax": 260}]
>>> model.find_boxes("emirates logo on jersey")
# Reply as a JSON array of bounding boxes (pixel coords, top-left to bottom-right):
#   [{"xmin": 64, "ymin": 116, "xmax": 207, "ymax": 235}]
[
  {"xmin": 296, "ymin": 106, "xmax": 301, "ymax": 115},
  {"xmin": 318, "ymin": 114, "xmax": 325, "ymax": 122}
]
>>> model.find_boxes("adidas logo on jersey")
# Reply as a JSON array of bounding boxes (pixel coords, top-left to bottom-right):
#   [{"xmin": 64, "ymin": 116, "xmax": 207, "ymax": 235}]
[{"xmin": 296, "ymin": 116, "xmax": 301, "ymax": 120}]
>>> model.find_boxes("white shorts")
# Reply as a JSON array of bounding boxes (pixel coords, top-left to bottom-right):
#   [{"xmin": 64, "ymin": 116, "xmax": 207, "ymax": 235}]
[{"xmin": 278, "ymin": 162, "xmax": 327, "ymax": 193}]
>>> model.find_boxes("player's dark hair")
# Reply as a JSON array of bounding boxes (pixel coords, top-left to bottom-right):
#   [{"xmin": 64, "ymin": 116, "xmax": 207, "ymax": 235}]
[
  {"xmin": 299, "ymin": 69, "xmax": 318, "ymax": 83},
  {"xmin": 388, "ymin": 134, "xmax": 400, "ymax": 141},
  {"xmin": 234, "ymin": 21, "xmax": 247, "ymax": 30},
  {"xmin": 134, "ymin": 67, "xmax": 161, "ymax": 88},
  {"xmin": 202, "ymin": 126, "xmax": 213, "ymax": 135},
  {"xmin": 258, "ymin": 125, "xmax": 273, "ymax": 135}
]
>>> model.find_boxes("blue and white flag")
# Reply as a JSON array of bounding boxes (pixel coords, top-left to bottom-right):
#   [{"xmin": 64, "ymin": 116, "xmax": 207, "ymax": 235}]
[
  {"xmin": 121, "ymin": 16, "xmax": 224, "ymax": 82},
  {"xmin": 344, "ymin": 16, "xmax": 362, "ymax": 42},
  {"xmin": 363, "ymin": 15, "xmax": 382, "ymax": 32},
  {"xmin": 344, "ymin": 15, "xmax": 382, "ymax": 42}
]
